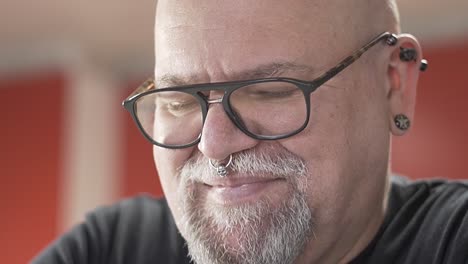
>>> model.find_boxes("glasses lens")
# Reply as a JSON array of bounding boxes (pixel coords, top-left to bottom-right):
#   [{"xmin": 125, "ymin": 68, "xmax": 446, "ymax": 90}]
[
  {"xmin": 134, "ymin": 91, "xmax": 203, "ymax": 146},
  {"xmin": 230, "ymin": 81, "xmax": 307, "ymax": 137}
]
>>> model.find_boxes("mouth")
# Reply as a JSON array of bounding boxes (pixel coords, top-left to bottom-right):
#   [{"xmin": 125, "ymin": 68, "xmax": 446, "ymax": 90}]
[{"xmin": 202, "ymin": 176, "xmax": 288, "ymax": 205}]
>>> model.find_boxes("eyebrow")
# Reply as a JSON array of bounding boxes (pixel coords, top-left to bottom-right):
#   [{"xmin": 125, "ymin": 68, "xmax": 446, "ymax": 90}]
[{"xmin": 155, "ymin": 61, "xmax": 315, "ymax": 88}]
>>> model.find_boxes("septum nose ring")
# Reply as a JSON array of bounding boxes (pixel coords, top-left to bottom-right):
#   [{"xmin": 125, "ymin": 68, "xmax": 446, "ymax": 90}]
[{"xmin": 209, "ymin": 154, "xmax": 233, "ymax": 177}]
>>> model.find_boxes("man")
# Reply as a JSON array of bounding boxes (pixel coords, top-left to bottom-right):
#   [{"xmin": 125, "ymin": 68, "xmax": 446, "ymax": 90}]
[{"xmin": 33, "ymin": 0, "xmax": 468, "ymax": 263}]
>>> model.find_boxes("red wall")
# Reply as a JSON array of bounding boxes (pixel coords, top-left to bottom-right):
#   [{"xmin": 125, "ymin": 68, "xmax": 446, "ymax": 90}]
[
  {"xmin": 120, "ymin": 87, "xmax": 164, "ymax": 198},
  {"xmin": 0, "ymin": 72, "xmax": 65, "ymax": 264}
]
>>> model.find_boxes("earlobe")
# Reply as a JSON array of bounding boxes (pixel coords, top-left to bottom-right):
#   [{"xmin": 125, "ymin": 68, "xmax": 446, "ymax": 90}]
[{"xmin": 386, "ymin": 34, "xmax": 428, "ymax": 136}]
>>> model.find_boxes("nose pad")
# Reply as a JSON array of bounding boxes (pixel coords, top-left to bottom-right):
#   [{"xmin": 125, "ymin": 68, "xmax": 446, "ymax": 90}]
[{"xmin": 206, "ymin": 97, "xmax": 223, "ymax": 104}]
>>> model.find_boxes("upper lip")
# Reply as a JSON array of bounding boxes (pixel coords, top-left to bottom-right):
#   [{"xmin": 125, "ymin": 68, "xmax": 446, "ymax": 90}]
[{"xmin": 202, "ymin": 175, "xmax": 283, "ymax": 188}]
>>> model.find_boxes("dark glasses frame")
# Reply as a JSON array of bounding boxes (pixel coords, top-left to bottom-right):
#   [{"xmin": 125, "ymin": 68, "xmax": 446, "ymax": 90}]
[{"xmin": 123, "ymin": 32, "xmax": 428, "ymax": 149}]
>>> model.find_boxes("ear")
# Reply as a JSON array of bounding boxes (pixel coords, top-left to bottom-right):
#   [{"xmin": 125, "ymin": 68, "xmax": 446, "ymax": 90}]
[{"xmin": 386, "ymin": 34, "xmax": 424, "ymax": 136}]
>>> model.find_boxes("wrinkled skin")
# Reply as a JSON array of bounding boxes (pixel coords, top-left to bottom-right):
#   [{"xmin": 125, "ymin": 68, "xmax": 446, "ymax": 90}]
[{"xmin": 152, "ymin": 1, "xmax": 422, "ymax": 263}]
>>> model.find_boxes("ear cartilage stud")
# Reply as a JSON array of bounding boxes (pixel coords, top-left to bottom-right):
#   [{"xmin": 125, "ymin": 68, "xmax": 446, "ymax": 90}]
[
  {"xmin": 420, "ymin": 59, "xmax": 428, "ymax": 72},
  {"xmin": 400, "ymin": 47, "xmax": 417, "ymax": 62}
]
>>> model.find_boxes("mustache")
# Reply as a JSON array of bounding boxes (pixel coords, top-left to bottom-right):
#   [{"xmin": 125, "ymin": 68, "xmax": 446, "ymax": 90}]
[{"xmin": 178, "ymin": 145, "xmax": 308, "ymax": 183}]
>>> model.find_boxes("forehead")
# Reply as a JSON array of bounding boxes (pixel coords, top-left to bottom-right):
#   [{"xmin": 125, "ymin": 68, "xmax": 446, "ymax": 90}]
[{"xmin": 154, "ymin": 0, "xmax": 359, "ymax": 84}]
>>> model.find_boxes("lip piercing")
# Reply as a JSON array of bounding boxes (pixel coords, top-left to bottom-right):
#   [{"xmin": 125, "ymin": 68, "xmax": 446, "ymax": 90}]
[{"xmin": 209, "ymin": 154, "xmax": 233, "ymax": 177}]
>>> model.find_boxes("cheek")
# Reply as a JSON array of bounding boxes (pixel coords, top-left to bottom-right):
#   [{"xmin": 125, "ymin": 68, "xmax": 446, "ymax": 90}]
[
  {"xmin": 279, "ymin": 122, "xmax": 353, "ymax": 224},
  {"xmin": 277, "ymin": 80, "xmax": 387, "ymax": 222},
  {"xmin": 153, "ymin": 146, "xmax": 196, "ymax": 216}
]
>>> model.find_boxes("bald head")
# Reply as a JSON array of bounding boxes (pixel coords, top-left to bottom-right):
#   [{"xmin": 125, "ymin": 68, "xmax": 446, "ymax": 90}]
[
  {"xmin": 367, "ymin": 0, "xmax": 401, "ymax": 33},
  {"xmin": 154, "ymin": 0, "xmax": 400, "ymax": 31},
  {"xmin": 154, "ymin": 0, "xmax": 400, "ymax": 81}
]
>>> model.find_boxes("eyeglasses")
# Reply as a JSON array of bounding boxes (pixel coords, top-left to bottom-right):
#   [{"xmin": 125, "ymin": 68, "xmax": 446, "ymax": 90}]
[{"xmin": 123, "ymin": 32, "xmax": 427, "ymax": 149}]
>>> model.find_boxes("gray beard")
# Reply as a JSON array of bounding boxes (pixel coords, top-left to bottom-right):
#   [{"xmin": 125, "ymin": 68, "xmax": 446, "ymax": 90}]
[{"xmin": 177, "ymin": 146, "xmax": 314, "ymax": 264}]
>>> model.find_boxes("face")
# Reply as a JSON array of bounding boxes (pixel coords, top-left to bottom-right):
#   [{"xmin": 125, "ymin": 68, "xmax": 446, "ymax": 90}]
[{"xmin": 153, "ymin": 1, "xmax": 394, "ymax": 263}]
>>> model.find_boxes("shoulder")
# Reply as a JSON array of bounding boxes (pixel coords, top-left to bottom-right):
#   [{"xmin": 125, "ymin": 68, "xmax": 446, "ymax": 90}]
[
  {"xmin": 389, "ymin": 176, "xmax": 468, "ymax": 222},
  {"xmin": 372, "ymin": 177, "xmax": 468, "ymax": 263},
  {"xmin": 88, "ymin": 195, "xmax": 174, "ymax": 235},
  {"xmin": 32, "ymin": 195, "xmax": 189, "ymax": 264},
  {"xmin": 391, "ymin": 175, "xmax": 468, "ymax": 194},
  {"xmin": 86, "ymin": 195, "xmax": 178, "ymax": 249}
]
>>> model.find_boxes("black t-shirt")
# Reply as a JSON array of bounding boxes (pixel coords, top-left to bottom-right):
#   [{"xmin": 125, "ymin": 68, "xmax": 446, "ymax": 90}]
[{"xmin": 32, "ymin": 176, "xmax": 468, "ymax": 264}]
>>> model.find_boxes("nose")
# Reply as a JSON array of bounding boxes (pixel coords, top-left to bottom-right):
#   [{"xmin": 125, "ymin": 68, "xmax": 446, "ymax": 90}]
[{"xmin": 198, "ymin": 99, "xmax": 259, "ymax": 161}]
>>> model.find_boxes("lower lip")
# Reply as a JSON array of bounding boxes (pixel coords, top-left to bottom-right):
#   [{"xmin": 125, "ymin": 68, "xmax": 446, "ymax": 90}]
[{"xmin": 206, "ymin": 179, "xmax": 286, "ymax": 205}]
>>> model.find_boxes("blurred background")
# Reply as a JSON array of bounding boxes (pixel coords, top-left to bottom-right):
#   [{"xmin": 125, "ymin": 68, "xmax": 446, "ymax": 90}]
[{"xmin": 1, "ymin": 0, "xmax": 467, "ymax": 263}]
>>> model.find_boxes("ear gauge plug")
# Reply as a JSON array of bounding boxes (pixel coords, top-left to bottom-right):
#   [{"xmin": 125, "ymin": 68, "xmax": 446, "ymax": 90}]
[{"xmin": 394, "ymin": 114, "xmax": 410, "ymax": 131}]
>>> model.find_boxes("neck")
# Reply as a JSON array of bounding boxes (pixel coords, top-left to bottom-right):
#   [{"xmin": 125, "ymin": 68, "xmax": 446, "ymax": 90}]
[
  {"xmin": 295, "ymin": 175, "xmax": 390, "ymax": 264},
  {"xmin": 338, "ymin": 175, "xmax": 391, "ymax": 264}
]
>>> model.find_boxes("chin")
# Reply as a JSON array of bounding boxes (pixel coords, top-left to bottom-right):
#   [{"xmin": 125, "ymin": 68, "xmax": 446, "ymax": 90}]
[{"xmin": 180, "ymin": 185, "xmax": 313, "ymax": 264}]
